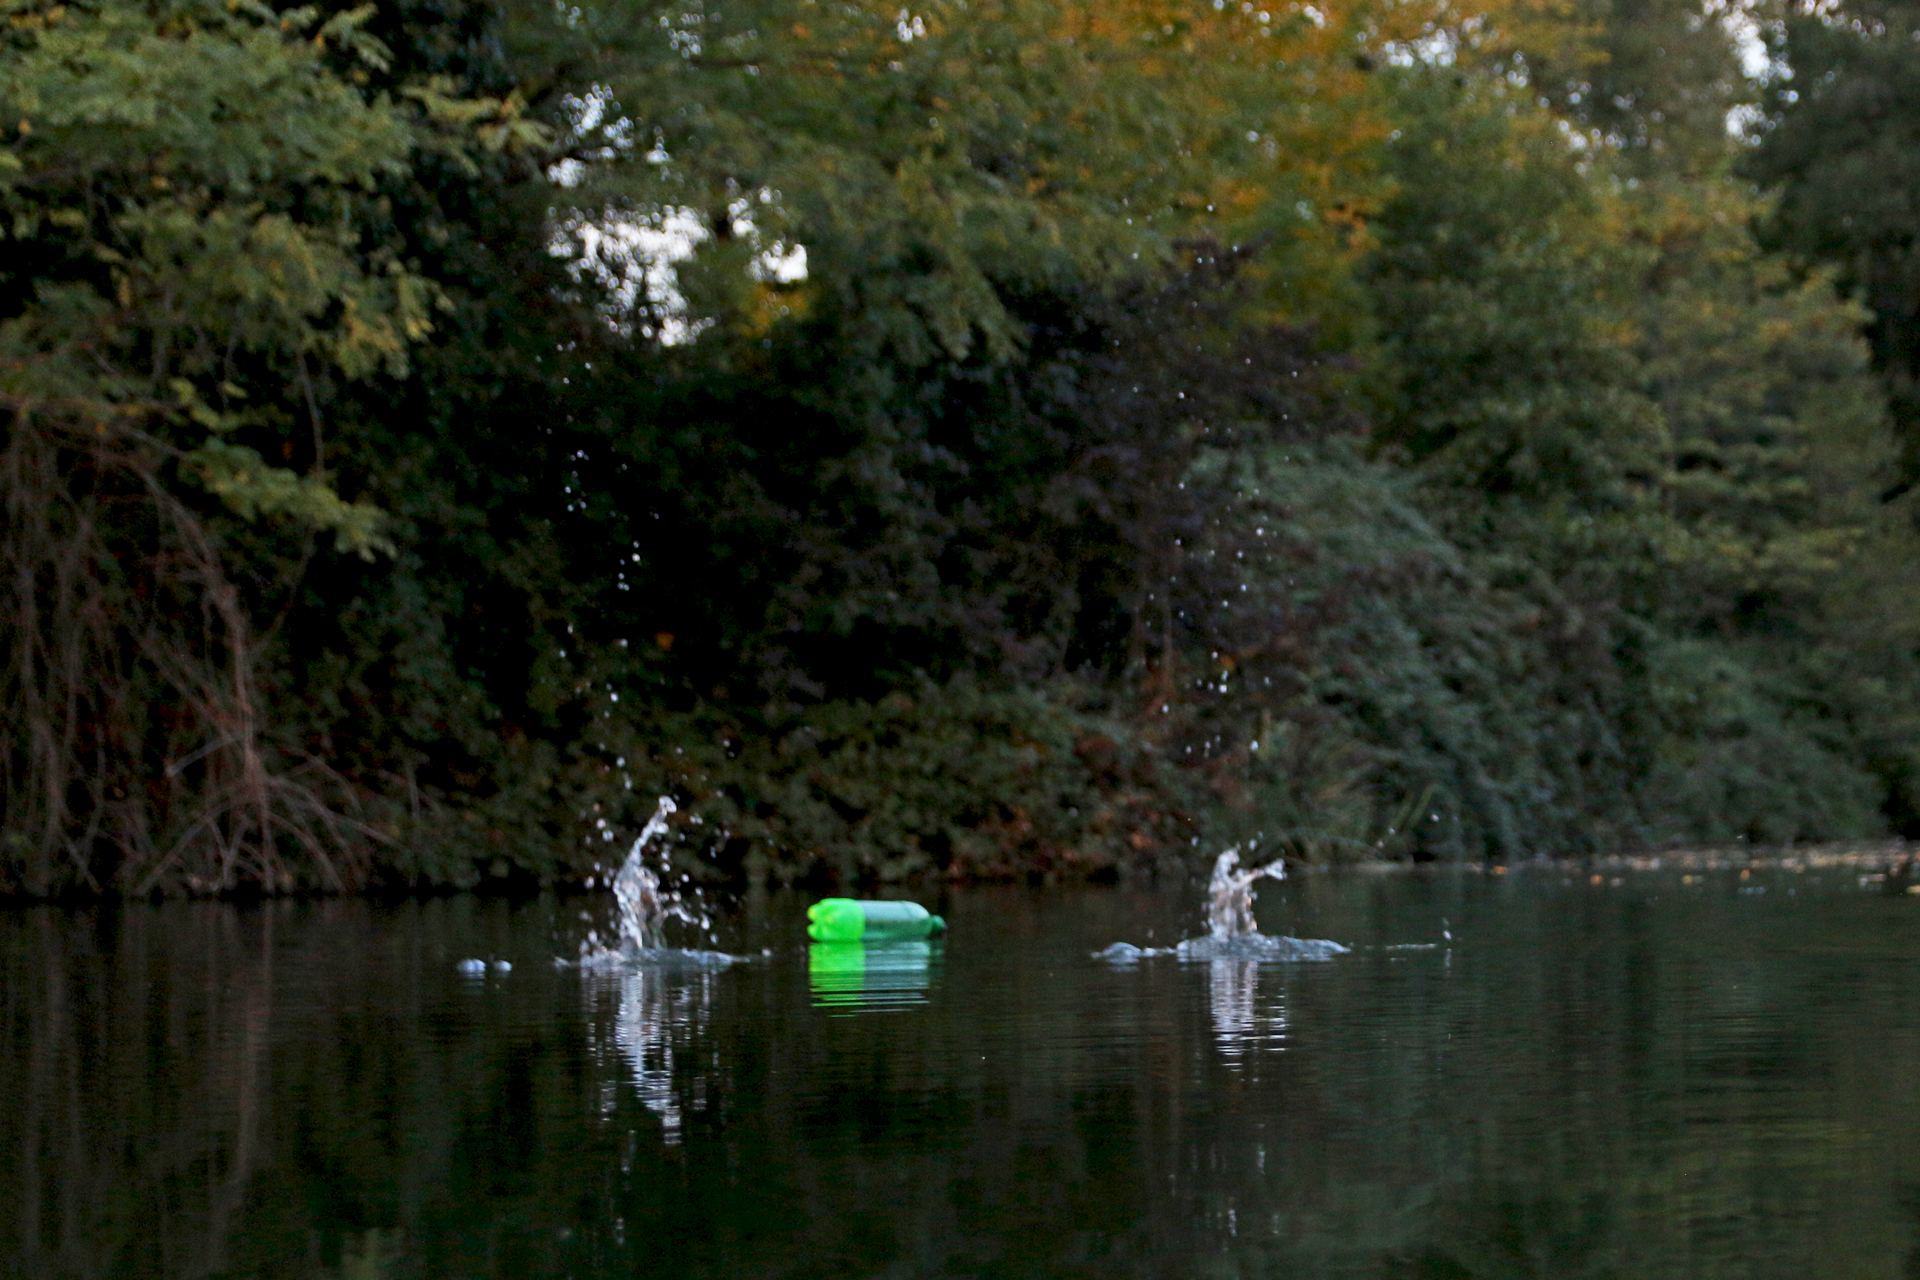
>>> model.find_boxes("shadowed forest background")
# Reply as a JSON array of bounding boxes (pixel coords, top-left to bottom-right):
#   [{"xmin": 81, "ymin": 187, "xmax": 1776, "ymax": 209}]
[{"xmin": 7, "ymin": 0, "xmax": 1920, "ymax": 895}]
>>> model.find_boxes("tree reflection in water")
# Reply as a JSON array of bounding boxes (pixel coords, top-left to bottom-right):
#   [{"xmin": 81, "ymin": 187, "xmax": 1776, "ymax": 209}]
[
  {"xmin": 9, "ymin": 880, "xmax": 1920, "ymax": 1280},
  {"xmin": 1384, "ymin": 1186, "xmax": 1620, "ymax": 1279}
]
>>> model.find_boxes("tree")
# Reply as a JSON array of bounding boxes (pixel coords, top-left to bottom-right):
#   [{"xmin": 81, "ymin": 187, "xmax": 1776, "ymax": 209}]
[
  {"xmin": 0, "ymin": 0, "xmax": 531, "ymax": 893},
  {"xmin": 1749, "ymin": 0, "xmax": 1920, "ymax": 488},
  {"xmin": 1361, "ymin": 60, "xmax": 1908, "ymax": 848}
]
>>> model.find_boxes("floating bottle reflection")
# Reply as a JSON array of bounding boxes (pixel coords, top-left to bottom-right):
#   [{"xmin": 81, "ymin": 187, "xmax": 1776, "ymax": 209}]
[{"xmin": 808, "ymin": 941, "xmax": 940, "ymax": 1011}]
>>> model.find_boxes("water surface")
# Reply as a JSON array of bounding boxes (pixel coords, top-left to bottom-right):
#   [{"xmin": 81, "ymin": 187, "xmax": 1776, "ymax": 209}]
[{"xmin": 6, "ymin": 866, "xmax": 1920, "ymax": 1278}]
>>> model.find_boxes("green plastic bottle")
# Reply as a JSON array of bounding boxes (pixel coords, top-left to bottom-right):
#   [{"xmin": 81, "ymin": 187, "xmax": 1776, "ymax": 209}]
[{"xmin": 807, "ymin": 898, "xmax": 946, "ymax": 942}]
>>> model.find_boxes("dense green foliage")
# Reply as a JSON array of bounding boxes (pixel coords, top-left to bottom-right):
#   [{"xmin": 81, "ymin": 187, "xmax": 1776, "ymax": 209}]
[{"xmin": 6, "ymin": 0, "xmax": 1920, "ymax": 894}]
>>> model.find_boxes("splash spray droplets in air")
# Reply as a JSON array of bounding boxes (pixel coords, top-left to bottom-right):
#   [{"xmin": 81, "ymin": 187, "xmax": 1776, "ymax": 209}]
[
  {"xmin": 1179, "ymin": 845, "xmax": 1345, "ymax": 960},
  {"xmin": 574, "ymin": 797, "xmax": 734, "ymax": 969},
  {"xmin": 1093, "ymin": 843, "xmax": 1349, "ymax": 964}
]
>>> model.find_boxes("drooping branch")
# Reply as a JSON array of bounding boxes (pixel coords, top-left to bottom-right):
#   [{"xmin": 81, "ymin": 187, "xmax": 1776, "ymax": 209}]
[{"xmin": 0, "ymin": 398, "xmax": 379, "ymax": 896}]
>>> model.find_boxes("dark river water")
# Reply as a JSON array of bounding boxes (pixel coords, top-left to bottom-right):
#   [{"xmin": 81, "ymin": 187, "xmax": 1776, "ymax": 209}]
[{"xmin": 7, "ymin": 865, "xmax": 1920, "ymax": 1279}]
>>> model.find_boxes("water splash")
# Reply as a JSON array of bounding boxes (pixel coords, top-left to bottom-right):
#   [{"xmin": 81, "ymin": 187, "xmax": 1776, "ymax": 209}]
[
  {"xmin": 1200, "ymin": 850, "xmax": 1295, "ymax": 1059},
  {"xmin": 1204, "ymin": 846, "xmax": 1287, "ymax": 940},
  {"xmin": 1093, "ymin": 843, "xmax": 1349, "ymax": 964},
  {"xmin": 570, "ymin": 797, "xmax": 732, "ymax": 1144},
  {"xmin": 573, "ymin": 797, "xmax": 735, "ymax": 970},
  {"xmin": 613, "ymin": 797, "xmax": 677, "ymax": 951}
]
